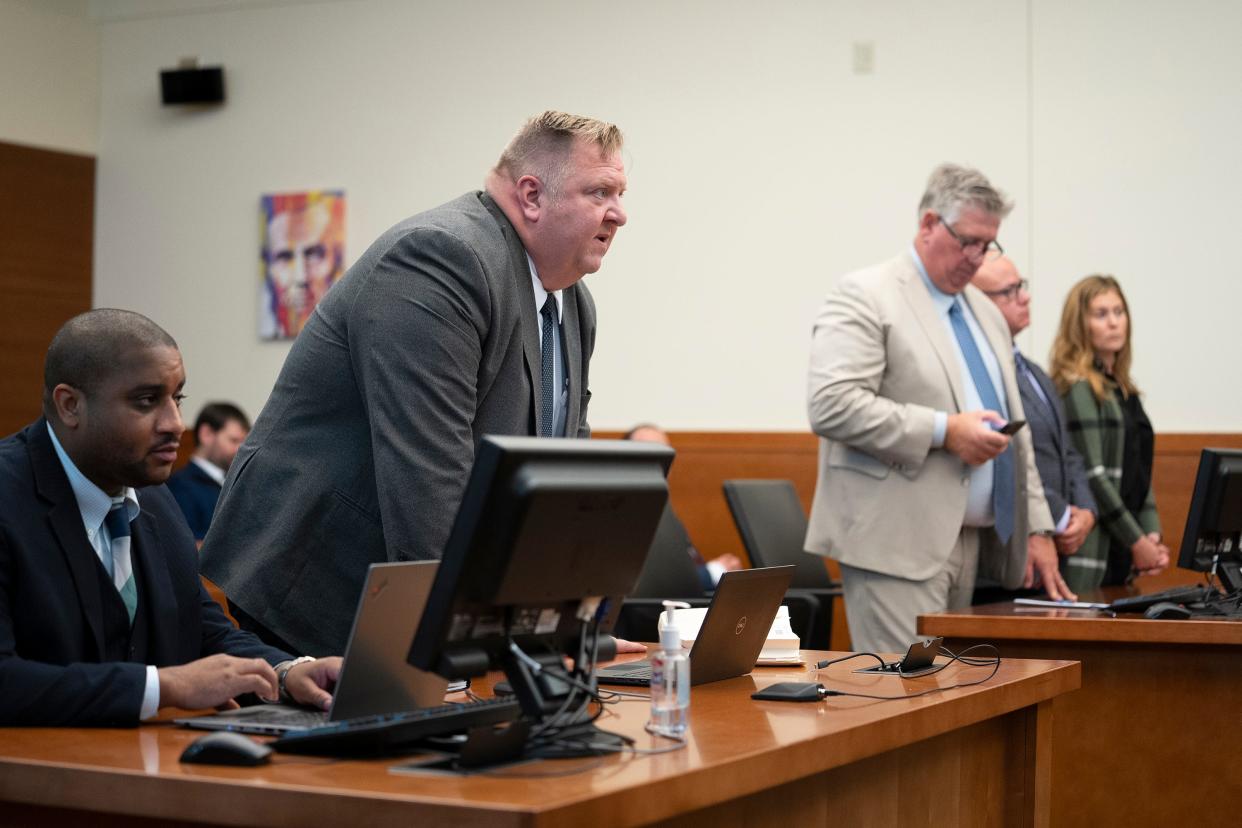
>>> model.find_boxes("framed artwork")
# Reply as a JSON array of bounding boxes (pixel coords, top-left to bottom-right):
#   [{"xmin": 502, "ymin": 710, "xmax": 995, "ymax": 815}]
[{"xmin": 259, "ymin": 190, "xmax": 345, "ymax": 340}]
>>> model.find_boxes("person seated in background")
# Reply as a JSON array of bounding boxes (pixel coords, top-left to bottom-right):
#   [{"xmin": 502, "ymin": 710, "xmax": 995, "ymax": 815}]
[
  {"xmin": 971, "ymin": 257, "xmax": 1097, "ymax": 603},
  {"xmin": 166, "ymin": 401, "xmax": 251, "ymax": 542},
  {"xmin": 624, "ymin": 424, "xmax": 743, "ymax": 589},
  {"xmin": 0, "ymin": 309, "xmax": 340, "ymax": 726},
  {"xmin": 1049, "ymin": 275, "xmax": 1169, "ymax": 592}
]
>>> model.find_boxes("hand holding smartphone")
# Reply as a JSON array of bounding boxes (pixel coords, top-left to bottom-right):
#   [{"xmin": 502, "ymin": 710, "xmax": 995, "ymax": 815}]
[{"xmin": 990, "ymin": 419, "xmax": 1026, "ymax": 435}]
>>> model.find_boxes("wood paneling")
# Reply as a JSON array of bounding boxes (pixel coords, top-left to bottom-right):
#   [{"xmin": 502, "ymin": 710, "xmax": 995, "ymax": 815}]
[
  {"xmin": 598, "ymin": 430, "xmax": 1242, "ymax": 649},
  {"xmin": 0, "ymin": 141, "xmax": 94, "ymax": 437},
  {"xmin": 921, "ymin": 599, "xmax": 1242, "ymax": 828}
]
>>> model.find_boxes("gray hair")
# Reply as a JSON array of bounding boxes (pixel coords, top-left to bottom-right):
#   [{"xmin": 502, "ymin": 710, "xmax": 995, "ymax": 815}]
[
  {"xmin": 493, "ymin": 110, "xmax": 623, "ymax": 197},
  {"xmin": 43, "ymin": 309, "xmax": 178, "ymax": 418},
  {"xmin": 917, "ymin": 163, "xmax": 1012, "ymax": 224}
]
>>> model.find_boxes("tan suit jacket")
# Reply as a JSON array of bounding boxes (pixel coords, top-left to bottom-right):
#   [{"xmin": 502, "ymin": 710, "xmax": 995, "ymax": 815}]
[{"xmin": 804, "ymin": 251, "xmax": 1053, "ymax": 589}]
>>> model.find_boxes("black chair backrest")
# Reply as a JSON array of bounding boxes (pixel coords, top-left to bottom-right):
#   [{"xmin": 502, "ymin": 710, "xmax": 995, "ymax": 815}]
[
  {"xmin": 630, "ymin": 505, "xmax": 709, "ymax": 598},
  {"xmin": 722, "ymin": 479, "xmax": 834, "ymax": 591}
]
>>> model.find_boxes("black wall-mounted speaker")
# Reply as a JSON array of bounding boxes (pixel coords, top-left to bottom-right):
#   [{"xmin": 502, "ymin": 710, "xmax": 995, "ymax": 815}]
[{"xmin": 160, "ymin": 66, "xmax": 225, "ymax": 105}]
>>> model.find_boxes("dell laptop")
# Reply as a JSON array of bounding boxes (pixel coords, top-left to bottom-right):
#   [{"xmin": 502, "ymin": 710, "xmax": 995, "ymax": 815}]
[{"xmin": 596, "ymin": 565, "xmax": 795, "ymax": 687}]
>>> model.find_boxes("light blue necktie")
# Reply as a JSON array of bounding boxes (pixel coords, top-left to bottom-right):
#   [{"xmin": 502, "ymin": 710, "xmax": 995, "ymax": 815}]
[
  {"xmin": 104, "ymin": 503, "xmax": 138, "ymax": 624},
  {"xmin": 949, "ymin": 300, "xmax": 1015, "ymax": 543},
  {"xmin": 539, "ymin": 294, "xmax": 557, "ymax": 437}
]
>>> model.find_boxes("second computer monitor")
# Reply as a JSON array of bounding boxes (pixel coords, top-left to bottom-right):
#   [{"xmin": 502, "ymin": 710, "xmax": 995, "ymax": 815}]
[
  {"xmin": 1178, "ymin": 447, "xmax": 1242, "ymax": 592},
  {"xmin": 408, "ymin": 435, "xmax": 673, "ymax": 681}
]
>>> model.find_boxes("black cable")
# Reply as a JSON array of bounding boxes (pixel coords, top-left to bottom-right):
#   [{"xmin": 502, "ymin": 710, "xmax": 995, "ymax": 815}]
[
  {"xmin": 818, "ymin": 644, "xmax": 1001, "ymax": 701},
  {"xmin": 815, "ymin": 652, "xmax": 887, "ymax": 671}
]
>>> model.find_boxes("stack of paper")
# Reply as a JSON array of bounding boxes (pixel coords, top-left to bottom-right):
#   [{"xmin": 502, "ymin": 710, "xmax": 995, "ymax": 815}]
[{"xmin": 656, "ymin": 605, "xmax": 803, "ymax": 665}]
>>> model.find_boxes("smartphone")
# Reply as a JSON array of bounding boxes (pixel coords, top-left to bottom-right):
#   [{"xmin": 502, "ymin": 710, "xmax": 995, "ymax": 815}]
[
  {"xmin": 853, "ymin": 636, "xmax": 944, "ymax": 677},
  {"xmin": 997, "ymin": 419, "xmax": 1026, "ymax": 435}
]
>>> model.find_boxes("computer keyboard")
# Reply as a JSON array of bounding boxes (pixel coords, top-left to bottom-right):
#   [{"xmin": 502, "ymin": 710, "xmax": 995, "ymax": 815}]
[
  {"xmin": 1108, "ymin": 585, "xmax": 1216, "ymax": 614},
  {"xmin": 272, "ymin": 697, "xmax": 521, "ymax": 756}
]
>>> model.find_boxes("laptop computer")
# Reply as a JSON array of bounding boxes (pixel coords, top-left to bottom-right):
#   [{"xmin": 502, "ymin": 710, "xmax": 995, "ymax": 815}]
[
  {"xmin": 596, "ymin": 565, "xmax": 795, "ymax": 687},
  {"xmin": 178, "ymin": 561, "xmax": 455, "ymax": 734}
]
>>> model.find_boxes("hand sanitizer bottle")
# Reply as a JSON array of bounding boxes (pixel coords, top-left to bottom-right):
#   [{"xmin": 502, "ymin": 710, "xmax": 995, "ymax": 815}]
[{"xmin": 648, "ymin": 600, "xmax": 691, "ymax": 738}]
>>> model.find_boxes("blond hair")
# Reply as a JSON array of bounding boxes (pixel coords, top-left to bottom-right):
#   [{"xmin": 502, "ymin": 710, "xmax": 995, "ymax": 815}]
[
  {"xmin": 1049, "ymin": 274, "xmax": 1139, "ymax": 400},
  {"xmin": 917, "ymin": 163, "xmax": 1013, "ymax": 224},
  {"xmin": 493, "ymin": 111, "xmax": 623, "ymax": 196}
]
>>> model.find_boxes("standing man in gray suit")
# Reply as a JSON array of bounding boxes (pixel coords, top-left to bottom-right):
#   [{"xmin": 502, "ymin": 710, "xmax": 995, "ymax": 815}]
[
  {"xmin": 202, "ymin": 112, "xmax": 627, "ymax": 656},
  {"xmin": 972, "ymin": 256, "xmax": 1096, "ymax": 597},
  {"xmin": 804, "ymin": 164, "xmax": 1072, "ymax": 654}
]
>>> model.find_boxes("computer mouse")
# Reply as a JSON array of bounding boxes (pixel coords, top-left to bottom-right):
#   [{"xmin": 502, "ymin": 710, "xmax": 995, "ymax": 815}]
[
  {"xmin": 180, "ymin": 732, "xmax": 273, "ymax": 766},
  {"xmin": 1143, "ymin": 602, "xmax": 1192, "ymax": 620}
]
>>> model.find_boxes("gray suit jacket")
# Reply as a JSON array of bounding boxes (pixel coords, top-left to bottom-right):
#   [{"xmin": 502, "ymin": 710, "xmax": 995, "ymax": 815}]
[
  {"xmin": 201, "ymin": 192, "xmax": 595, "ymax": 656},
  {"xmin": 1015, "ymin": 352, "xmax": 1096, "ymax": 524},
  {"xmin": 804, "ymin": 251, "xmax": 1053, "ymax": 589}
]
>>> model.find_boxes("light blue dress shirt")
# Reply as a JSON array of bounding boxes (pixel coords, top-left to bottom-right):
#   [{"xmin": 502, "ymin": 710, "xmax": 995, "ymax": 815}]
[
  {"xmin": 910, "ymin": 249, "xmax": 1009, "ymax": 527},
  {"xmin": 46, "ymin": 422, "xmax": 159, "ymax": 719}
]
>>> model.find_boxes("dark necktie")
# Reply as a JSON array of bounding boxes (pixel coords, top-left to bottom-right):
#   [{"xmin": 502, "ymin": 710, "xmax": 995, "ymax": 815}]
[
  {"xmin": 104, "ymin": 503, "xmax": 138, "ymax": 624},
  {"xmin": 1014, "ymin": 350, "xmax": 1052, "ymax": 415},
  {"xmin": 948, "ymin": 299, "xmax": 1015, "ymax": 543},
  {"xmin": 540, "ymin": 294, "xmax": 557, "ymax": 437}
]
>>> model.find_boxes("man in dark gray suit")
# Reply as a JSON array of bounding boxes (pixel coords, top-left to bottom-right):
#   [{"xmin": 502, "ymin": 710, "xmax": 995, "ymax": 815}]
[
  {"xmin": 201, "ymin": 112, "xmax": 628, "ymax": 655},
  {"xmin": 973, "ymin": 256, "xmax": 1096, "ymax": 602}
]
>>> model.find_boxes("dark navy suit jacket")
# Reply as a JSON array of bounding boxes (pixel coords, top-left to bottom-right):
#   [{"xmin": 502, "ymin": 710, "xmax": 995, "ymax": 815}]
[
  {"xmin": 1014, "ymin": 353, "xmax": 1097, "ymax": 523},
  {"xmin": 166, "ymin": 461, "xmax": 222, "ymax": 540},
  {"xmin": 0, "ymin": 421, "xmax": 289, "ymax": 726}
]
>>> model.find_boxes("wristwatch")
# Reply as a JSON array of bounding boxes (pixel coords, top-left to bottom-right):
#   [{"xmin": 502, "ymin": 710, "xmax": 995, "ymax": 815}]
[{"xmin": 275, "ymin": 656, "xmax": 316, "ymax": 703}]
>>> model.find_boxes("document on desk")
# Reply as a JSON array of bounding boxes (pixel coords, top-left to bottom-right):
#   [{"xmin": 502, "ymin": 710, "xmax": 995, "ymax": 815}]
[{"xmin": 1013, "ymin": 598, "xmax": 1110, "ymax": 610}]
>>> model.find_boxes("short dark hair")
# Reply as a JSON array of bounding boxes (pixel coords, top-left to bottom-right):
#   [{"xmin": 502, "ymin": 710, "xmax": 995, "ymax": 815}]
[
  {"xmin": 43, "ymin": 309, "xmax": 178, "ymax": 418},
  {"xmin": 193, "ymin": 402, "xmax": 251, "ymax": 445}
]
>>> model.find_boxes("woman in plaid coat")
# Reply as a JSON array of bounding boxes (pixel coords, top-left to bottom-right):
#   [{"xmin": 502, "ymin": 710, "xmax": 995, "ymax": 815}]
[{"xmin": 1048, "ymin": 275, "xmax": 1170, "ymax": 593}]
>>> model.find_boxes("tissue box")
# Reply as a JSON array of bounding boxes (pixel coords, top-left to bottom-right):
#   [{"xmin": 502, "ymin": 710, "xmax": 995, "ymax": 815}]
[{"xmin": 656, "ymin": 605, "xmax": 802, "ymax": 665}]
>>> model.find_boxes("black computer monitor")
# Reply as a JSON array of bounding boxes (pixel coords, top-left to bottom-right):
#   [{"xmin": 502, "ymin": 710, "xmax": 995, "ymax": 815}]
[
  {"xmin": 408, "ymin": 434, "xmax": 671, "ymax": 748},
  {"xmin": 1178, "ymin": 448, "xmax": 1242, "ymax": 593}
]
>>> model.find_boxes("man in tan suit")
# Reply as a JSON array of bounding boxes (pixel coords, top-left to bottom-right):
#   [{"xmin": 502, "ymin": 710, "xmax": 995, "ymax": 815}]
[{"xmin": 805, "ymin": 164, "xmax": 1072, "ymax": 653}]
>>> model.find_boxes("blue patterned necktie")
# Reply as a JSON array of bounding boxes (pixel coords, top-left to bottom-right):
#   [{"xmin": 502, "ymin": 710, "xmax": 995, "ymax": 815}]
[
  {"xmin": 104, "ymin": 503, "xmax": 138, "ymax": 624},
  {"xmin": 539, "ymin": 294, "xmax": 557, "ymax": 437},
  {"xmin": 948, "ymin": 299, "xmax": 1015, "ymax": 543}
]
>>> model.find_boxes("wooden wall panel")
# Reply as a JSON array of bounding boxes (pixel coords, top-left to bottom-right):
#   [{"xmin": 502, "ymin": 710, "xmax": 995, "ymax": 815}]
[
  {"xmin": 0, "ymin": 141, "xmax": 94, "ymax": 437},
  {"xmin": 174, "ymin": 423, "xmax": 1240, "ymax": 651}
]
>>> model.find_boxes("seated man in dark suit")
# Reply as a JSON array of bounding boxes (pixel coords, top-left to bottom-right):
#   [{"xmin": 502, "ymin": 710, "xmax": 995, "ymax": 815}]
[
  {"xmin": 624, "ymin": 424, "xmax": 742, "ymax": 590},
  {"xmin": 971, "ymin": 257, "xmax": 1097, "ymax": 603},
  {"xmin": 166, "ymin": 402, "xmax": 250, "ymax": 541},
  {"xmin": 0, "ymin": 309, "xmax": 340, "ymax": 726}
]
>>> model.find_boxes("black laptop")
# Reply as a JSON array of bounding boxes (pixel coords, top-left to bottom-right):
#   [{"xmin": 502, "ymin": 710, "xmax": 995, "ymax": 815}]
[
  {"xmin": 596, "ymin": 566, "xmax": 795, "ymax": 687},
  {"xmin": 178, "ymin": 561, "xmax": 457, "ymax": 734}
]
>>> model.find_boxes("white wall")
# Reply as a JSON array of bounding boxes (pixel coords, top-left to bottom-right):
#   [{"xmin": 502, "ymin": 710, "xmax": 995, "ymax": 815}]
[
  {"xmin": 91, "ymin": 0, "xmax": 1242, "ymax": 432},
  {"xmin": 0, "ymin": 0, "xmax": 99, "ymax": 154}
]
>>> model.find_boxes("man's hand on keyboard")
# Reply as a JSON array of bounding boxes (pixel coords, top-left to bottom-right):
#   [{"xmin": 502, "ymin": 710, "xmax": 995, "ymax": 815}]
[
  {"xmin": 286, "ymin": 657, "xmax": 343, "ymax": 711},
  {"xmin": 612, "ymin": 638, "xmax": 647, "ymax": 654}
]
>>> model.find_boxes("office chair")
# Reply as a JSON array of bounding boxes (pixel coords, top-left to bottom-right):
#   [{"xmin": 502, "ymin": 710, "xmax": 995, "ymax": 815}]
[
  {"xmin": 722, "ymin": 479, "xmax": 841, "ymax": 650},
  {"xmin": 615, "ymin": 505, "xmax": 822, "ymax": 646}
]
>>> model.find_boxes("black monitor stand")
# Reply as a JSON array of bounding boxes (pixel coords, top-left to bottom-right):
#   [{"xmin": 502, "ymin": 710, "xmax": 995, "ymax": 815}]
[
  {"xmin": 499, "ymin": 627, "xmax": 629, "ymax": 760},
  {"xmin": 1212, "ymin": 556, "xmax": 1242, "ymax": 595}
]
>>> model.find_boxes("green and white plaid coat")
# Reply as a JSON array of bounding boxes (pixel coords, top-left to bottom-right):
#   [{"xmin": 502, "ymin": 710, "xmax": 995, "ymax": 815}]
[{"xmin": 1060, "ymin": 379, "xmax": 1161, "ymax": 592}]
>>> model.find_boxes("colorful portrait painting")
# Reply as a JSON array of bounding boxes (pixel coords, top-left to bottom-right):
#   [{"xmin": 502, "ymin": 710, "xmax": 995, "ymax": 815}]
[{"xmin": 259, "ymin": 190, "xmax": 345, "ymax": 340}]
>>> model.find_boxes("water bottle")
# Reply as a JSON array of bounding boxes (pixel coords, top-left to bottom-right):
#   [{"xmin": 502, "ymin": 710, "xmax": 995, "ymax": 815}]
[{"xmin": 648, "ymin": 600, "xmax": 690, "ymax": 738}]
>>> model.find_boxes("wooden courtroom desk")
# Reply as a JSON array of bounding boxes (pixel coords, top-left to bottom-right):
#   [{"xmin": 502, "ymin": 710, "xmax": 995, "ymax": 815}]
[
  {"xmin": 0, "ymin": 654, "xmax": 1077, "ymax": 828},
  {"xmin": 920, "ymin": 597, "xmax": 1242, "ymax": 828}
]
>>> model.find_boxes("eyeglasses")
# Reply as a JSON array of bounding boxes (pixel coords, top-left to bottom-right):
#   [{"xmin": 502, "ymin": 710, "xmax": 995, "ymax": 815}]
[
  {"xmin": 938, "ymin": 216, "xmax": 1004, "ymax": 260},
  {"xmin": 983, "ymin": 279, "xmax": 1029, "ymax": 302}
]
